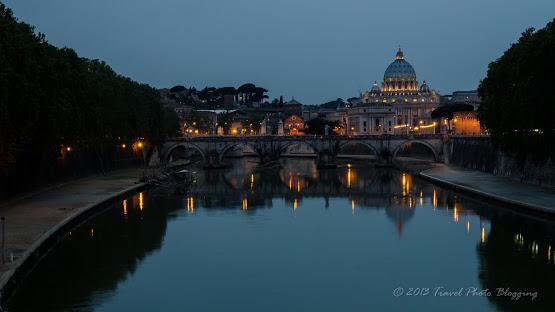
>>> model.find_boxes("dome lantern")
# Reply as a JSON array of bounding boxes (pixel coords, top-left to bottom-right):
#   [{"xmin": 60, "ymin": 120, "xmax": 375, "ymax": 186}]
[{"xmin": 395, "ymin": 47, "xmax": 404, "ymax": 60}]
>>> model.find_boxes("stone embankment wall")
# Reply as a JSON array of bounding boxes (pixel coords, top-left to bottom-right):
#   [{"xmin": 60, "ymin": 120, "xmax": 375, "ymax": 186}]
[{"xmin": 445, "ymin": 136, "xmax": 555, "ymax": 187}]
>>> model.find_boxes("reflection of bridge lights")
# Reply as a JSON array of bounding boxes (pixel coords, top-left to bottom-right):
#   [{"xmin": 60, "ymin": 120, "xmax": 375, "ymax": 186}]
[
  {"xmin": 139, "ymin": 192, "xmax": 144, "ymax": 211},
  {"xmin": 351, "ymin": 199, "xmax": 355, "ymax": 214},
  {"xmin": 250, "ymin": 174, "xmax": 254, "ymax": 190},
  {"xmin": 289, "ymin": 174, "xmax": 293, "ymax": 190},
  {"xmin": 481, "ymin": 226, "xmax": 486, "ymax": 244},
  {"xmin": 432, "ymin": 190, "xmax": 438, "ymax": 209},
  {"xmin": 293, "ymin": 198, "xmax": 298, "ymax": 210},
  {"xmin": 531, "ymin": 241, "xmax": 539, "ymax": 255},
  {"xmin": 549, "ymin": 245, "xmax": 552, "ymax": 262},
  {"xmin": 347, "ymin": 167, "xmax": 352, "ymax": 188},
  {"xmin": 242, "ymin": 197, "xmax": 248, "ymax": 210},
  {"xmin": 466, "ymin": 221, "xmax": 470, "ymax": 233},
  {"xmin": 186, "ymin": 196, "xmax": 195, "ymax": 213},
  {"xmin": 514, "ymin": 233, "xmax": 525, "ymax": 247},
  {"xmin": 453, "ymin": 206, "xmax": 459, "ymax": 223},
  {"xmin": 401, "ymin": 173, "xmax": 411, "ymax": 196},
  {"xmin": 90, "ymin": 228, "xmax": 95, "ymax": 237},
  {"xmin": 123, "ymin": 200, "xmax": 128, "ymax": 216}
]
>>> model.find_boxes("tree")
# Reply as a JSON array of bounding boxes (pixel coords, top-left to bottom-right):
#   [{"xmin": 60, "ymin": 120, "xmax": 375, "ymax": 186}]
[
  {"xmin": 478, "ymin": 19, "xmax": 555, "ymax": 165},
  {"xmin": 305, "ymin": 118, "xmax": 340, "ymax": 135},
  {"xmin": 0, "ymin": 3, "xmax": 180, "ymax": 196},
  {"xmin": 170, "ymin": 85, "xmax": 186, "ymax": 93},
  {"xmin": 320, "ymin": 98, "xmax": 345, "ymax": 109}
]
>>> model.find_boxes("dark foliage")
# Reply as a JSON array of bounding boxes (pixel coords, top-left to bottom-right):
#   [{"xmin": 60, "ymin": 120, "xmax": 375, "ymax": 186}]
[
  {"xmin": 478, "ymin": 19, "xmax": 555, "ymax": 165},
  {"xmin": 0, "ymin": 4, "xmax": 180, "ymax": 196},
  {"xmin": 320, "ymin": 98, "xmax": 345, "ymax": 109},
  {"xmin": 170, "ymin": 85, "xmax": 187, "ymax": 93},
  {"xmin": 305, "ymin": 118, "xmax": 339, "ymax": 135},
  {"xmin": 431, "ymin": 104, "xmax": 474, "ymax": 119}
]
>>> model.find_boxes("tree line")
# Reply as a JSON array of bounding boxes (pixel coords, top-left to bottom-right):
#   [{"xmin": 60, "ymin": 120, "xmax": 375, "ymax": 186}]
[
  {"xmin": 0, "ymin": 3, "xmax": 180, "ymax": 197},
  {"xmin": 478, "ymin": 19, "xmax": 554, "ymax": 165}
]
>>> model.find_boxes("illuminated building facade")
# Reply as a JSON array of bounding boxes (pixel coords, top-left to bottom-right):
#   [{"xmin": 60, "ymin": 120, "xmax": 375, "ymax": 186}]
[
  {"xmin": 283, "ymin": 114, "xmax": 305, "ymax": 135},
  {"xmin": 352, "ymin": 48, "xmax": 440, "ymax": 135}
]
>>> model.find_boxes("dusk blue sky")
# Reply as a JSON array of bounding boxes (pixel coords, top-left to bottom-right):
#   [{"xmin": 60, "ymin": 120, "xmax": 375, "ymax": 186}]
[{"xmin": 5, "ymin": 0, "xmax": 555, "ymax": 104}]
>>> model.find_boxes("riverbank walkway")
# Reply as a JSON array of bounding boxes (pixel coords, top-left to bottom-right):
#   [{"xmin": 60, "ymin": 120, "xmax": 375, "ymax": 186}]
[
  {"xmin": 420, "ymin": 164, "xmax": 555, "ymax": 214},
  {"xmin": 0, "ymin": 168, "xmax": 145, "ymax": 294}
]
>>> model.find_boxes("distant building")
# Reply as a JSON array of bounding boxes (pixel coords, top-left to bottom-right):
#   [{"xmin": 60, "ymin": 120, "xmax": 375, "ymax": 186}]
[
  {"xmin": 452, "ymin": 111, "xmax": 482, "ymax": 135},
  {"xmin": 283, "ymin": 114, "xmax": 305, "ymax": 135},
  {"xmin": 441, "ymin": 90, "xmax": 483, "ymax": 135},
  {"xmin": 358, "ymin": 48, "xmax": 440, "ymax": 134},
  {"xmin": 346, "ymin": 105, "xmax": 395, "ymax": 135},
  {"xmin": 260, "ymin": 113, "xmax": 284, "ymax": 135},
  {"xmin": 444, "ymin": 90, "xmax": 481, "ymax": 110},
  {"xmin": 302, "ymin": 106, "xmax": 320, "ymax": 121}
]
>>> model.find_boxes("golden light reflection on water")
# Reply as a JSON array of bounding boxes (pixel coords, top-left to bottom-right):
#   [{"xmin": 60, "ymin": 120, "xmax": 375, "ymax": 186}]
[
  {"xmin": 481, "ymin": 226, "xmax": 486, "ymax": 244},
  {"xmin": 347, "ymin": 165, "xmax": 352, "ymax": 188},
  {"xmin": 250, "ymin": 174, "xmax": 254, "ymax": 190},
  {"xmin": 293, "ymin": 198, "xmax": 298, "ymax": 210},
  {"xmin": 351, "ymin": 199, "xmax": 355, "ymax": 214},
  {"xmin": 453, "ymin": 205, "xmax": 459, "ymax": 223},
  {"xmin": 139, "ymin": 193, "xmax": 144, "ymax": 211},
  {"xmin": 466, "ymin": 220, "xmax": 471, "ymax": 233},
  {"xmin": 122, "ymin": 199, "xmax": 127, "ymax": 216},
  {"xmin": 401, "ymin": 173, "xmax": 411, "ymax": 196},
  {"xmin": 432, "ymin": 189, "xmax": 437, "ymax": 209},
  {"xmin": 186, "ymin": 196, "xmax": 195, "ymax": 213},
  {"xmin": 242, "ymin": 197, "xmax": 248, "ymax": 211}
]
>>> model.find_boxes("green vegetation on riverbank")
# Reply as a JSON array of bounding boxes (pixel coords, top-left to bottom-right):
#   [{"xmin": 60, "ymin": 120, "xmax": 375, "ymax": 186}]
[
  {"xmin": 0, "ymin": 3, "xmax": 180, "ymax": 197},
  {"xmin": 478, "ymin": 19, "xmax": 555, "ymax": 165}
]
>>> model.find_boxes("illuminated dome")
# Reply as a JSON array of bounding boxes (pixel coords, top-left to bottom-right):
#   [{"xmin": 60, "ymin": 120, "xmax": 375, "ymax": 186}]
[{"xmin": 382, "ymin": 48, "xmax": 418, "ymax": 93}]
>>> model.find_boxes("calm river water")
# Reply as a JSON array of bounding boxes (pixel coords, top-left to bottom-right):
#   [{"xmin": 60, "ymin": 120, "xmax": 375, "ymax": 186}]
[{"xmin": 7, "ymin": 158, "xmax": 555, "ymax": 312}]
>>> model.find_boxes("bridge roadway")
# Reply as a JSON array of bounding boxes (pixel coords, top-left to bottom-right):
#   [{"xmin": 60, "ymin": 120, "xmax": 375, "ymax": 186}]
[{"xmin": 158, "ymin": 134, "xmax": 448, "ymax": 168}]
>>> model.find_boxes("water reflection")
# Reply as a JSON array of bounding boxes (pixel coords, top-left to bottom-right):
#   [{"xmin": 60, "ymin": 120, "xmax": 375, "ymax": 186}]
[{"xmin": 7, "ymin": 158, "xmax": 555, "ymax": 312}]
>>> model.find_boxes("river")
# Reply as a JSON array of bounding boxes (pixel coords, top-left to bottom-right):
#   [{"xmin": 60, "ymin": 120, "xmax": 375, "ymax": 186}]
[{"xmin": 6, "ymin": 158, "xmax": 555, "ymax": 312}]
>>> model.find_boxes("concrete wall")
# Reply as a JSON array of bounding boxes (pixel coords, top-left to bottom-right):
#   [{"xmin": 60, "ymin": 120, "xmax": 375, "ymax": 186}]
[{"xmin": 446, "ymin": 136, "xmax": 555, "ymax": 187}]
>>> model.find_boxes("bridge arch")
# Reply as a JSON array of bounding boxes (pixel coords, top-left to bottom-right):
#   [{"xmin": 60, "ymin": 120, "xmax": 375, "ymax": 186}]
[
  {"xmin": 218, "ymin": 142, "xmax": 260, "ymax": 162},
  {"xmin": 337, "ymin": 141, "xmax": 379, "ymax": 158},
  {"xmin": 280, "ymin": 141, "xmax": 318, "ymax": 156},
  {"xmin": 164, "ymin": 142, "xmax": 206, "ymax": 165},
  {"xmin": 392, "ymin": 140, "xmax": 438, "ymax": 161}
]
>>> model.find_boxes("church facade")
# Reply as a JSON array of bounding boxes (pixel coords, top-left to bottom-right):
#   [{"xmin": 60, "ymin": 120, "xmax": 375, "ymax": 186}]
[{"xmin": 347, "ymin": 48, "xmax": 440, "ymax": 135}]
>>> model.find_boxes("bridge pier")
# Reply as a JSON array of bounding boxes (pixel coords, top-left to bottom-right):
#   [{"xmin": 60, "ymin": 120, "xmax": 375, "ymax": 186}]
[
  {"xmin": 317, "ymin": 150, "xmax": 337, "ymax": 168},
  {"xmin": 203, "ymin": 151, "xmax": 226, "ymax": 169}
]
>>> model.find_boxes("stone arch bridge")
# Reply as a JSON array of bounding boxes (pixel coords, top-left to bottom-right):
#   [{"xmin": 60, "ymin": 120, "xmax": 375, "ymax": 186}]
[{"xmin": 158, "ymin": 135, "xmax": 449, "ymax": 168}]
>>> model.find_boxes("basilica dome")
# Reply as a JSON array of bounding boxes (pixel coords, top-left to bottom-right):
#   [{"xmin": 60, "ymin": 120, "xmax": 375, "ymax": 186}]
[
  {"xmin": 383, "ymin": 49, "xmax": 416, "ymax": 80},
  {"xmin": 381, "ymin": 48, "xmax": 418, "ymax": 93}
]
